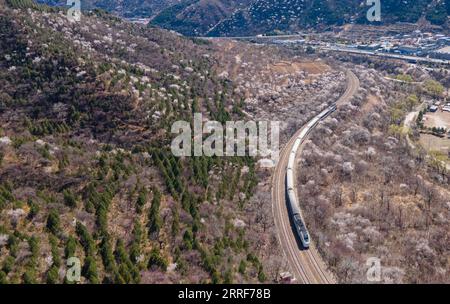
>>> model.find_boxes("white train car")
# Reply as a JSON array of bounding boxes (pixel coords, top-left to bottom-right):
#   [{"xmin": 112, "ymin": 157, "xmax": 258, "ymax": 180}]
[
  {"xmin": 292, "ymin": 138, "xmax": 302, "ymax": 154},
  {"xmin": 287, "ymin": 189, "xmax": 300, "ymax": 214},
  {"xmin": 298, "ymin": 129, "xmax": 308, "ymax": 140},
  {"xmin": 287, "ymin": 152, "xmax": 296, "ymax": 171},
  {"xmin": 286, "ymin": 168, "xmax": 295, "ymax": 189},
  {"xmin": 306, "ymin": 117, "xmax": 320, "ymax": 129}
]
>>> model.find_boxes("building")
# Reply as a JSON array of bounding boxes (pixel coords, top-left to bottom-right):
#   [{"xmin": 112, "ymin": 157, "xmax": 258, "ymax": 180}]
[
  {"xmin": 358, "ymin": 43, "xmax": 381, "ymax": 51},
  {"xmin": 432, "ymin": 46, "xmax": 450, "ymax": 60},
  {"xmin": 437, "ymin": 37, "xmax": 450, "ymax": 46},
  {"xmin": 397, "ymin": 46, "xmax": 422, "ymax": 56},
  {"xmin": 279, "ymin": 272, "xmax": 294, "ymax": 284}
]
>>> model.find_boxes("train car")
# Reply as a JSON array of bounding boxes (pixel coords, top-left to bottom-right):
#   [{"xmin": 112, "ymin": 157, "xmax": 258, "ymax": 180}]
[
  {"xmin": 298, "ymin": 129, "xmax": 308, "ymax": 139},
  {"xmin": 326, "ymin": 104, "xmax": 337, "ymax": 115},
  {"xmin": 319, "ymin": 111, "xmax": 329, "ymax": 119},
  {"xmin": 286, "ymin": 169, "xmax": 295, "ymax": 191},
  {"xmin": 286, "ymin": 186, "xmax": 310, "ymax": 249},
  {"xmin": 307, "ymin": 117, "xmax": 320, "ymax": 129},
  {"xmin": 287, "ymin": 153, "xmax": 296, "ymax": 171},
  {"xmin": 317, "ymin": 103, "xmax": 336, "ymax": 120},
  {"xmin": 287, "ymin": 188, "xmax": 300, "ymax": 215},
  {"xmin": 292, "ymin": 214, "xmax": 311, "ymax": 249},
  {"xmin": 292, "ymin": 138, "xmax": 302, "ymax": 154}
]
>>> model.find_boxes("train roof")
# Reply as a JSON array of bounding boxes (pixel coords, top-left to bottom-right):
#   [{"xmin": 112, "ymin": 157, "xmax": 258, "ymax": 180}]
[{"xmin": 293, "ymin": 214, "xmax": 306, "ymax": 229}]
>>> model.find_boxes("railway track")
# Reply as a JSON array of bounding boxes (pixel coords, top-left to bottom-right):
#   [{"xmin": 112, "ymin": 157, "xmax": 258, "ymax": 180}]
[{"xmin": 271, "ymin": 70, "xmax": 360, "ymax": 284}]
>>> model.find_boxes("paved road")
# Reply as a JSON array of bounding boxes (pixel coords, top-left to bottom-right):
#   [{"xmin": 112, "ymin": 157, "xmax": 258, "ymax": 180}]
[
  {"xmin": 323, "ymin": 47, "xmax": 450, "ymax": 65},
  {"xmin": 271, "ymin": 70, "xmax": 360, "ymax": 284},
  {"xmin": 404, "ymin": 107, "xmax": 421, "ymax": 149},
  {"xmin": 202, "ymin": 35, "xmax": 450, "ymax": 65}
]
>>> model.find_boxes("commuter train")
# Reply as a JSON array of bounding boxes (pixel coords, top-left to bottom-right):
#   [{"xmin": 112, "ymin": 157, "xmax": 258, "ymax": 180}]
[{"xmin": 286, "ymin": 103, "xmax": 337, "ymax": 249}]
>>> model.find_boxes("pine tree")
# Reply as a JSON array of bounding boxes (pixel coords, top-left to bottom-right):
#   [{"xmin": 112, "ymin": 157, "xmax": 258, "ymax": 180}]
[
  {"xmin": 27, "ymin": 198, "xmax": 39, "ymax": 220},
  {"xmin": 0, "ymin": 271, "xmax": 7, "ymax": 284},
  {"xmin": 183, "ymin": 229, "xmax": 194, "ymax": 250},
  {"xmin": 147, "ymin": 247, "xmax": 168, "ymax": 272},
  {"xmin": 2, "ymin": 256, "xmax": 14, "ymax": 274},
  {"xmin": 82, "ymin": 256, "xmax": 100, "ymax": 284},
  {"xmin": 136, "ymin": 187, "xmax": 147, "ymax": 214},
  {"xmin": 46, "ymin": 265, "xmax": 59, "ymax": 284},
  {"xmin": 171, "ymin": 207, "xmax": 180, "ymax": 237},
  {"xmin": 148, "ymin": 188, "xmax": 162, "ymax": 237},
  {"xmin": 63, "ymin": 189, "xmax": 77, "ymax": 208},
  {"xmin": 238, "ymin": 260, "xmax": 246, "ymax": 275},
  {"xmin": 65, "ymin": 236, "xmax": 77, "ymax": 259},
  {"xmin": 46, "ymin": 210, "xmax": 61, "ymax": 235}
]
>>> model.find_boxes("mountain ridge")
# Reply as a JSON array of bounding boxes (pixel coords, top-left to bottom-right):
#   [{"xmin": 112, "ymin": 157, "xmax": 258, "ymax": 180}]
[
  {"xmin": 36, "ymin": 0, "xmax": 450, "ymax": 36},
  {"xmin": 208, "ymin": 0, "xmax": 450, "ymax": 37}
]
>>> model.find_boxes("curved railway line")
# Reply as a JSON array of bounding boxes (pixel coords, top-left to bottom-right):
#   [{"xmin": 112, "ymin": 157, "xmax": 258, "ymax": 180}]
[{"xmin": 271, "ymin": 70, "xmax": 360, "ymax": 284}]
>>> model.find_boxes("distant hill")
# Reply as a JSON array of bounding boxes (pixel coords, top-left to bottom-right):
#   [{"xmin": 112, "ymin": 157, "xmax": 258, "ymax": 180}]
[
  {"xmin": 209, "ymin": 0, "xmax": 450, "ymax": 37},
  {"xmin": 36, "ymin": 0, "xmax": 450, "ymax": 36},
  {"xmin": 36, "ymin": 0, "xmax": 180, "ymax": 17},
  {"xmin": 150, "ymin": 0, "xmax": 252, "ymax": 36}
]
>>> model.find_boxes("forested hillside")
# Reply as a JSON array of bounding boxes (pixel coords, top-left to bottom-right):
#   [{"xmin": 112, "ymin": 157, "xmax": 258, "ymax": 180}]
[
  {"xmin": 0, "ymin": 0, "xmax": 269, "ymax": 283},
  {"xmin": 297, "ymin": 59, "xmax": 450, "ymax": 283},
  {"xmin": 150, "ymin": 0, "xmax": 252, "ymax": 36},
  {"xmin": 36, "ymin": 0, "xmax": 180, "ymax": 17},
  {"xmin": 209, "ymin": 0, "xmax": 450, "ymax": 36},
  {"xmin": 37, "ymin": 0, "xmax": 450, "ymax": 37}
]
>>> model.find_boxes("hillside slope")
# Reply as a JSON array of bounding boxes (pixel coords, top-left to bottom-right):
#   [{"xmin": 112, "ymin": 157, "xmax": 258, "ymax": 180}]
[
  {"xmin": 150, "ymin": 0, "xmax": 252, "ymax": 36},
  {"xmin": 209, "ymin": 0, "xmax": 450, "ymax": 36},
  {"xmin": 0, "ymin": 0, "xmax": 274, "ymax": 284},
  {"xmin": 36, "ymin": 0, "xmax": 180, "ymax": 17},
  {"xmin": 36, "ymin": 0, "xmax": 450, "ymax": 36},
  {"xmin": 297, "ymin": 63, "xmax": 450, "ymax": 283}
]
